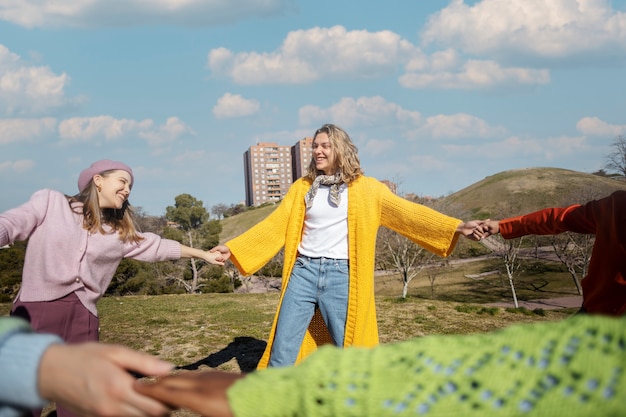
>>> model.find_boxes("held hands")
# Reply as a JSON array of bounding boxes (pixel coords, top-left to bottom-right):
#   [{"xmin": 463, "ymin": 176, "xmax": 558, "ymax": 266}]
[
  {"xmin": 457, "ymin": 219, "xmax": 501, "ymax": 241},
  {"xmin": 209, "ymin": 245, "xmax": 232, "ymax": 262},
  {"xmin": 39, "ymin": 343, "xmax": 174, "ymax": 417},
  {"xmin": 457, "ymin": 220, "xmax": 486, "ymax": 241},
  {"xmin": 480, "ymin": 219, "xmax": 500, "ymax": 237},
  {"xmin": 135, "ymin": 370, "xmax": 243, "ymax": 417},
  {"xmin": 200, "ymin": 249, "xmax": 227, "ymax": 266}
]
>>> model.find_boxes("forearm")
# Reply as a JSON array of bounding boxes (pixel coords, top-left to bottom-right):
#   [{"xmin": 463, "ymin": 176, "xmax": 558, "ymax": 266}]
[
  {"xmin": 0, "ymin": 330, "xmax": 62, "ymax": 410},
  {"xmin": 180, "ymin": 244, "xmax": 204, "ymax": 259}
]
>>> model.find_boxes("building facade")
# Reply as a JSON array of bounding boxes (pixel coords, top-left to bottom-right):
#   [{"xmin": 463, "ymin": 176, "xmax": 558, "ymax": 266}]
[
  {"xmin": 291, "ymin": 136, "xmax": 313, "ymax": 180},
  {"xmin": 244, "ymin": 142, "xmax": 294, "ymax": 207},
  {"xmin": 244, "ymin": 137, "xmax": 395, "ymax": 206}
]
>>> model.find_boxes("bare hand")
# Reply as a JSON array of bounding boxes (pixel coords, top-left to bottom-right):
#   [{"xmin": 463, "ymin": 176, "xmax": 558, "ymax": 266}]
[
  {"xmin": 457, "ymin": 220, "xmax": 487, "ymax": 241},
  {"xmin": 210, "ymin": 245, "xmax": 232, "ymax": 262},
  {"xmin": 135, "ymin": 370, "xmax": 244, "ymax": 417},
  {"xmin": 39, "ymin": 343, "xmax": 174, "ymax": 417},
  {"xmin": 479, "ymin": 219, "xmax": 500, "ymax": 237},
  {"xmin": 200, "ymin": 249, "xmax": 227, "ymax": 266}
]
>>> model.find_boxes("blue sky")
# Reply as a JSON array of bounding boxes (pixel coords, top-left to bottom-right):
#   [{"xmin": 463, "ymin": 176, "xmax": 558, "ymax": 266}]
[{"xmin": 1, "ymin": 0, "xmax": 626, "ymax": 216}]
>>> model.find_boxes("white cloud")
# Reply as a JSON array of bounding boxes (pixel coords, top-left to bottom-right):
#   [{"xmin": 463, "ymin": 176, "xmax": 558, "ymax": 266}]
[
  {"xmin": 443, "ymin": 134, "xmax": 588, "ymax": 160},
  {"xmin": 400, "ymin": 59, "xmax": 550, "ymax": 90},
  {"xmin": 0, "ymin": 44, "xmax": 78, "ymax": 116},
  {"xmin": 299, "ymin": 96, "xmax": 421, "ymax": 128},
  {"xmin": 419, "ymin": 113, "xmax": 507, "ymax": 139},
  {"xmin": 364, "ymin": 138, "xmax": 395, "ymax": 155},
  {"xmin": 576, "ymin": 116, "xmax": 626, "ymax": 137},
  {"xmin": 57, "ymin": 115, "xmax": 192, "ymax": 146},
  {"xmin": 0, "ymin": 159, "xmax": 35, "ymax": 173},
  {"xmin": 58, "ymin": 116, "xmax": 153, "ymax": 143},
  {"xmin": 422, "ymin": 0, "xmax": 626, "ymax": 61},
  {"xmin": 0, "ymin": 0, "xmax": 295, "ymax": 28},
  {"xmin": 138, "ymin": 117, "xmax": 195, "ymax": 146},
  {"xmin": 212, "ymin": 93, "xmax": 260, "ymax": 119},
  {"xmin": 208, "ymin": 25, "xmax": 417, "ymax": 85},
  {"xmin": 0, "ymin": 118, "xmax": 57, "ymax": 144},
  {"xmin": 208, "ymin": 24, "xmax": 555, "ymax": 90},
  {"xmin": 299, "ymin": 96, "xmax": 505, "ymax": 142},
  {"xmin": 406, "ymin": 154, "xmax": 448, "ymax": 171}
]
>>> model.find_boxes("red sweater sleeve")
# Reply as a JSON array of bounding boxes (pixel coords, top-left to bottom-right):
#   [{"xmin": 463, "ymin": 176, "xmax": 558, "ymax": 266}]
[{"xmin": 499, "ymin": 204, "xmax": 596, "ymax": 239}]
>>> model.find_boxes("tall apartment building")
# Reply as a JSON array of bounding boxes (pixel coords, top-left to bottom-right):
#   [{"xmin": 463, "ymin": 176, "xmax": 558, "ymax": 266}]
[
  {"xmin": 291, "ymin": 136, "xmax": 313, "ymax": 179},
  {"xmin": 244, "ymin": 137, "xmax": 313, "ymax": 207},
  {"xmin": 244, "ymin": 137, "xmax": 396, "ymax": 206},
  {"xmin": 243, "ymin": 142, "xmax": 294, "ymax": 207}
]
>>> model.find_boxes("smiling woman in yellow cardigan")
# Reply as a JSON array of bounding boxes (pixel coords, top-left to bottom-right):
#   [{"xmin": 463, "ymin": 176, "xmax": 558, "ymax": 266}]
[{"xmin": 213, "ymin": 124, "xmax": 482, "ymax": 369}]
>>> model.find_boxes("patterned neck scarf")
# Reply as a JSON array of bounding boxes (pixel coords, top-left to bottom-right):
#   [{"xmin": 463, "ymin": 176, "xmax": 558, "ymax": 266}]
[{"xmin": 305, "ymin": 173, "xmax": 344, "ymax": 208}]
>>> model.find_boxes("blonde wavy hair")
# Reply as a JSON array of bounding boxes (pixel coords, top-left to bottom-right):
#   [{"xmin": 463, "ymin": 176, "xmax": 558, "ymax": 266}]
[
  {"xmin": 304, "ymin": 123, "xmax": 363, "ymax": 184},
  {"xmin": 67, "ymin": 170, "xmax": 143, "ymax": 244}
]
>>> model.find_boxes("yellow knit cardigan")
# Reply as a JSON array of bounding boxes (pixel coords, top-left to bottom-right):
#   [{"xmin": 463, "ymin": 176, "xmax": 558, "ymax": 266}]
[{"xmin": 226, "ymin": 176, "xmax": 462, "ymax": 369}]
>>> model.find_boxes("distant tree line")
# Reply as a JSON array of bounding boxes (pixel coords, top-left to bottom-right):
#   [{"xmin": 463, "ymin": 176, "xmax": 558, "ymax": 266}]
[{"xmin": 1, "ymin": 135, "xmax": 625, "ymax": 302}]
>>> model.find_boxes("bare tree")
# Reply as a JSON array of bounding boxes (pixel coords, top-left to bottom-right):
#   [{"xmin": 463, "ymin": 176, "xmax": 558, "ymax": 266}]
[
  {"xmin": 550, "ymin": 233, "xmax": 591, "ymax": 295},
  {"xmin": 211, "ymin": 203, "xmax": 228, "ymax": 220},
  {"xmin": 377, "ymin": 226, "xmax": 437, "ymax": 298},
  {"xmin": 605, "ymin": 134, "xmax": 626, "ymax": 177},
  {"xmin": 426, "ymin": 260, "xmax": 449, "ymax": 299},
  {"xmin": 483, "ymin": 235, "xmax": 524, "ymax": 308},
  {"xmin": 547, "ymin": 185, "xmax": 602, "ymax": 295},
  {"xmin": 375, "ymin": 190, "xmax": 472, "ymax": 299}
]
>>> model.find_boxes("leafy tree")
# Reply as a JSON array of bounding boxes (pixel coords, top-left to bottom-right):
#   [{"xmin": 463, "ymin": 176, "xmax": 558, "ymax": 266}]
[
  {"xmin": 199, "ymin": 220, "xmax": 222, "ymax": 250},
  {"xmin": 0, "ymin": 241, "xmax": 26, "ymax": 302},
  {"xmin": 165, "ymin": 194, "xmax": 212, "ymax": 293},
  {"xmin": 166, "ymin": 194, "xmax": 209, "ymax": 230}
]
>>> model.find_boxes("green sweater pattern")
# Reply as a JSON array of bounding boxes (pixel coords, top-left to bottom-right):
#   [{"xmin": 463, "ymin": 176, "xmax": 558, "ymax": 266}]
[{"xmin": 229, "ymin": 315, "xmax": 625, "ymax": 417}]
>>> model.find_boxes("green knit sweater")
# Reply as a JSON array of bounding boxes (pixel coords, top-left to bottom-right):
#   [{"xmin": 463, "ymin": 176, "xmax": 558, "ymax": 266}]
[{"xmin": 228, "ymin": 315, "xmax": 625, "ymax": 416}]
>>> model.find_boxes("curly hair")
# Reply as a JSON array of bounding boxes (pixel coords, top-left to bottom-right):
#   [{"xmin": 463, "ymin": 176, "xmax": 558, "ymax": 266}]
[{"xmin": 304, "ymin": 123, "xmax": 363, "ymax": 184}]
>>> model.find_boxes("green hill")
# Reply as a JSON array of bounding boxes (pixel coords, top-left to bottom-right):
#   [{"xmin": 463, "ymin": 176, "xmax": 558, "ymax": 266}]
[
  {"xmin": 446, "ymin": 167, "xmax": 626, "ymax": 219},
  {"xmin": 219, "ymin": 167, "xmax": 626, "ymax": 241},
  {"xmin": 219, "ymin": 203, "xmax": 277, "ymax": 243}
]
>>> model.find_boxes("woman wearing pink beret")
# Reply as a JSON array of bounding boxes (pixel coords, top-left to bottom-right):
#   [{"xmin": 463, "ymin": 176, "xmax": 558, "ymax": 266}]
[{"xmin": 0, "ymin": 159, "xmax": 224, "ymax": 417}]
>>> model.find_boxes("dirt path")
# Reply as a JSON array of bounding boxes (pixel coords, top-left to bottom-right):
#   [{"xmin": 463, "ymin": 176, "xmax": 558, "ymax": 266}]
[{"xmin": 485, "ymin": 295, "xmax": 582, "ymax": 311}]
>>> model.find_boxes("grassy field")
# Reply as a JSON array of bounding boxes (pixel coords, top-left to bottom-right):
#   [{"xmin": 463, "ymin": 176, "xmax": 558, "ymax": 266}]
[
  {"xmin": 0, "ymin": 258, "xmax": 579, "ymax": 417},
  {"xmin": 0, "ymin": 258, "xmax": 578, "ymax": 373}
]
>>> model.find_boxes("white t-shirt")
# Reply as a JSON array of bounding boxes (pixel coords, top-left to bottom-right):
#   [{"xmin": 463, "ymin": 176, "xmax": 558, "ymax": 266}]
[{"xmin": 297, "ymin": 184, "xmax": 349, "ymax": 259}]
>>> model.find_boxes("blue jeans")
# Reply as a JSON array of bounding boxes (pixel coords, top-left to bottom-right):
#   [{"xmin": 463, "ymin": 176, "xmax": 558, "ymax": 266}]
[{"xmin": 268, "ymin": 255, "xmax": 349, "ymax": 367}]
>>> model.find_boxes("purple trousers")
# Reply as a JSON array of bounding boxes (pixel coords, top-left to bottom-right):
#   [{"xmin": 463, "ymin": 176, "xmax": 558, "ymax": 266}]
[{"xmin": 11, "ymin": 292, "xmax": 99, "ymax": 417}]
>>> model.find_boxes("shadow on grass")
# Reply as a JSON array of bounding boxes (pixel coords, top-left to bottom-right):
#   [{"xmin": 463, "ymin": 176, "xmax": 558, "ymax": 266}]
[{"xmin": 179, "ymin": 336, "xmax": 267, "ymax": 373}]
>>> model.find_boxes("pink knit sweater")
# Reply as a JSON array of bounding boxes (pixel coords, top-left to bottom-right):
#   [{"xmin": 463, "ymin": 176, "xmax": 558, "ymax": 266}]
[{"xmin": 0, "ymin": 189, "xmax": 181, "ymax": 316}]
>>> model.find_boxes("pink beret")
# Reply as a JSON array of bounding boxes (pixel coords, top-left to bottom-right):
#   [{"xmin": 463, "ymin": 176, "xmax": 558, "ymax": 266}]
[{"xmin": 77, "ymin": 159, "xmax": 134, "ymax": 192}]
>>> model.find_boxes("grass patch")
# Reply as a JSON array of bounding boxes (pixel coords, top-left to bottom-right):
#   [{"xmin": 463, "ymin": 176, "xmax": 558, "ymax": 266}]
[
  {"xmin": 0, "ymin": 288, "xmax": 573, "ymax": 417},
  {"xmin": 0, "ymin": 291, "xmax": 572, "ymax": 372}
]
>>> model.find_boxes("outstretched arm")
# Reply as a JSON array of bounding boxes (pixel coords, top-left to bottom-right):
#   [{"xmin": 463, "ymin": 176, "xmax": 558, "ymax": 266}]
[{"xmin": 180, "ymin": 245, "xmax": 226, "ymax": 265}]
